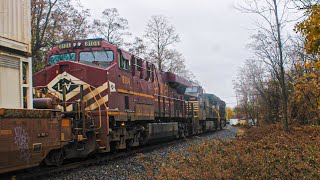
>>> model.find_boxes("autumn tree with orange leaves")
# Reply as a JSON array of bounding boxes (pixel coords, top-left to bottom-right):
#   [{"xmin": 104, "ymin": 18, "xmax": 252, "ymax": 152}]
[{"xmin": 292, "ymin": 5, "xmax": 320, "ymax": 125}]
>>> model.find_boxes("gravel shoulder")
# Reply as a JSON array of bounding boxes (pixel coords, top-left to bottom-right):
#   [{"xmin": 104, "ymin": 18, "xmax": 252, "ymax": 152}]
[{"xmin": 49, "ymin": 125, "xmax": 238, "ymax": 180}]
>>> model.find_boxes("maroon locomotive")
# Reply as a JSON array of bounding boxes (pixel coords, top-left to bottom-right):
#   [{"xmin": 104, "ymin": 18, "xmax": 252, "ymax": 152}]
[
  {"xmin": 0, "ymin": 38, "xmax": 226, "ymax": 174},
  {"xmin": 32, "ymin": 38, "xmax": 226, "ymax": 166},
  {"xmin": 32, "ymin": 38, "xmax": 194, "ymax": 165}
]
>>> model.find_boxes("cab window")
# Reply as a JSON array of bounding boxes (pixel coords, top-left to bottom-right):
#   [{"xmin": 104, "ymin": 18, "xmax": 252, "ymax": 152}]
[
  {"xmin": 118, "ymin": 52, "xmax": 130, "ymax": 71},
  {"xmin": 79, "ymin": 50, "xmax": 114, "ymax": 68},
  {"xmin": 49, "ymin": 53, "xmax": 76, "ymax": 65}
]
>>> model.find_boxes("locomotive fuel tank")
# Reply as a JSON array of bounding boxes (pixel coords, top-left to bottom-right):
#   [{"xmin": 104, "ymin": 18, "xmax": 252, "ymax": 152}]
[
  {"xmin": 33, "ymin": 98, "xmax": 54, "ymax": 109},
  {"xmin": 145, "ymin": 122, "xmax": 179, "ymax": 142}
]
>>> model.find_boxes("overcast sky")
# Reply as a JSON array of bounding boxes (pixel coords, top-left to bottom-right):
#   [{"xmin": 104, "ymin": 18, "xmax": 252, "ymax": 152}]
[{"xmin": 81, "ymin": 0, "xmax": 254, "ymax": 107}]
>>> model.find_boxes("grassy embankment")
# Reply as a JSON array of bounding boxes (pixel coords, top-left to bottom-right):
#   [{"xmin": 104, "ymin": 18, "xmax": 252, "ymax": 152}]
[{"xmin": 139, "ymin": 124, "xmax": 320, "ymax": 179}]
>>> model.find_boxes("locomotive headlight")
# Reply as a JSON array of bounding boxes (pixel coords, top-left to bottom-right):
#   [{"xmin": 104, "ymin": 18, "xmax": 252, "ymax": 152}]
[{"xmin": 121, "ymin": 122, "xmax": 125, "ymax": 127}]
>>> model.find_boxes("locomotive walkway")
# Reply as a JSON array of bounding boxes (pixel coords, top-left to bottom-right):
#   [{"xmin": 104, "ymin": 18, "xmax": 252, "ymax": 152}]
[{"xmin": 48, "ymin": 125, "xmax": 238, "ymax": 179}]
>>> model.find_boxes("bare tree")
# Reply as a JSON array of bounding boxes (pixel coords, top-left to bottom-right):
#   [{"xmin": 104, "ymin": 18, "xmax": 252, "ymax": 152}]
[
  {"xmin": 234, "ymin": 59, "xmax": 263, "ymax": 121},
  {"xmin": 164, "ymin": 49, "xmax": 185, "ymax": 73},
  {"xmin": 92, "ymin": 8, "xmax": 131, "ymax": 46},
  {"xmin": 127, "ymin": 18, "xmax": 194, "ymax": 81},
  {"xmin": 144, "ymin": 15, "xmax": 180, "ymax": 71},
  {"xmin": 163, "ymin": 49, "xmax": 196, "ymax": 81},
  {"xmin": 59, "ymin": 7, "xmax": 91, "ymax": 41},
  {"xmin": 286, "ymin": 35, "xmax": 309, "ymax": 78},
  {"xmin": 291, "ymin": 0, "xmax": 320, "ymax": 9},
  {"xmin": 237, "ymin": 0, "xmax": 294, "ymax": 131},
  {"xmin": 127, "ymin": 37, "xmax": 147, "ymax": 58}
]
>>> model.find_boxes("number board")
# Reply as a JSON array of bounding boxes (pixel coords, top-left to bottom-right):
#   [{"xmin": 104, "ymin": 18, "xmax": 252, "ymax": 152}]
[
  {"xmin": 58, "ymin": 40, "xmax": 101, "ymax": 49},
  {"xmin": 84, "ymin": 41, "xmax": 101, "ymax": 47},
  {"xmin": 58, "ymin": 42, "xmax": 72, "ymax": 49}
]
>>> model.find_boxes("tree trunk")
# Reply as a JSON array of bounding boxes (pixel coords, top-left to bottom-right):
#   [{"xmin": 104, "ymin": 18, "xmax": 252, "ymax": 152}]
[{"xmin": 273, "ymin": 0, "xmax": 288, "ymax": 131}]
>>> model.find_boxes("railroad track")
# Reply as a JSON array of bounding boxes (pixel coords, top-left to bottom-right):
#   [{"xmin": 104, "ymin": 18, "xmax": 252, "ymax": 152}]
[{"xmin": 1, "ymin": 129, "xmax": 224, "ymax": 179}]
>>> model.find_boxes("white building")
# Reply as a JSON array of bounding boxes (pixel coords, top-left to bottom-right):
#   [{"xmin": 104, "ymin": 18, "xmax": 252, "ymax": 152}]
[{"xmin": 0, "ymin": 0, "xmax": 33, "ymax": 109}]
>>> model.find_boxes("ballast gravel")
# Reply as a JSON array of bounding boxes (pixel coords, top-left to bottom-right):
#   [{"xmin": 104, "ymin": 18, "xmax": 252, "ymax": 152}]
[{"xmin": 49, "ymin": 125, "xmax": 238, "ymax": 180}]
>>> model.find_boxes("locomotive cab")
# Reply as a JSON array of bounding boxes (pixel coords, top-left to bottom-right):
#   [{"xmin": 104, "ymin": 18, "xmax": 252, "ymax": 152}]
[{"xmin": 47, "ymin": 39, "xmax": 116, "ymax": 69}]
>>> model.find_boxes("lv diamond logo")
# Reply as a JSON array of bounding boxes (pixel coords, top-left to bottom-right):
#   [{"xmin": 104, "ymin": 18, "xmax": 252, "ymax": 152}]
[{"xmin": 52, "ymin": 78, "xmax": 77, "ymax": 94}]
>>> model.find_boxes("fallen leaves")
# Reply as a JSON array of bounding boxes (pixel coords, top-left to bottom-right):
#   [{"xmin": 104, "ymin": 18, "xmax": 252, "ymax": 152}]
[{"xmin": 142, "ymin": 124, "xmax": 320, "ymax": 179}]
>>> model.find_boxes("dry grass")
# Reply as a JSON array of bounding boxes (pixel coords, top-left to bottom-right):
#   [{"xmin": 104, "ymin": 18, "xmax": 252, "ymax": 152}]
[
  {"xmin": 236, "ymin": 128, "xmax": 246, "ymax": 137},
  {"xmin": 141, "ymin": 124, "xmax": 320, "ymax": 179}
]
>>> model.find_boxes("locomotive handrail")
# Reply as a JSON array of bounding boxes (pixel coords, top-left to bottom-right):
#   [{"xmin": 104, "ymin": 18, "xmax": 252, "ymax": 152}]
[
  {"xmin": 213, "ymin": 107, "xmax": 221, "ymax": 123},
  {"xmin": 155, "ymin": 94, "xmax": 185, "ymax": 101},
  {"xmin": 85, "ymin": 84, "xmax": 109, "ymax": 135},
  {"xmin": 133, "ymin": 63, "xmax": 153, "ymax": 72},
  {"xmin": 95, "ymin": 87, "xmax": 109, "ymax": 135},
  {"xmin": 87, "ymin": 85, "xmax": 102, "ymax": 130}
]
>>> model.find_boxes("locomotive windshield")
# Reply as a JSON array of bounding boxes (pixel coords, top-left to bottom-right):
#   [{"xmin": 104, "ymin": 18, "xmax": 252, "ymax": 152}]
[
  {"xmin": 79, "ymin": 50, "xmax": 114, "ymax": 68},
  {"xmin": 49, "ymin": 53, "xmax": 76, "ymax": 65}
]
